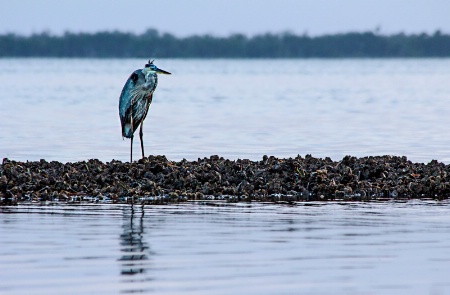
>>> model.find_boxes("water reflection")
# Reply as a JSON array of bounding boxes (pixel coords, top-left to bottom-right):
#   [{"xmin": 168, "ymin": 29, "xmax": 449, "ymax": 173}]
[
  {"xmin": 119, "ymin": 204, "xmax": 151, "ymax": 287},
  {"xmin": 1, "ymin": 203, "xmax": 450, "ymax": 294}
]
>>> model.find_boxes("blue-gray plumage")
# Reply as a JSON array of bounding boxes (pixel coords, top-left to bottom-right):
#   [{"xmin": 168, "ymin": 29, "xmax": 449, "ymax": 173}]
[{"xmin": 119, "ymin": 60, "xmax": 171, "ymax": 162}]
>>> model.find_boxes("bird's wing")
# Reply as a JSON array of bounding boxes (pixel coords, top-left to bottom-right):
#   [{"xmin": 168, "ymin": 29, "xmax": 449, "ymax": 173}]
[
  {"xmin": 119, "ymin": 71, "xmax": 139, "ymax": 117},
  {"xmin": 119, "ymin": 71, "xmax": 141, "ymax": 138}
]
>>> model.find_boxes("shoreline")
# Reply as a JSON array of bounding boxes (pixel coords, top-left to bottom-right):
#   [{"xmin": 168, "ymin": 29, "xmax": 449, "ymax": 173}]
[{"xmin": 1, "ymin": 155, "xmax": 449, "ymax": 204}]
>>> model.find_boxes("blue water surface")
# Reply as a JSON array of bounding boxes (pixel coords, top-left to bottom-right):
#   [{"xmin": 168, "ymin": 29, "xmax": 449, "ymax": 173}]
[
  {"xmin": 1, "ymin": 58, "xmax": 449, "ymax": 163},
  {"xmin": 1, "ymin": 201, "xmax": 450, "ymax": 295}
]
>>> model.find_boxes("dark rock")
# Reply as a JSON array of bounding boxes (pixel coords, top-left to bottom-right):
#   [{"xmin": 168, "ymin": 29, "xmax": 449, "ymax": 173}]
[{"xmin": 1, "ymin": 155, "xmax": 449, "ymax": 204}]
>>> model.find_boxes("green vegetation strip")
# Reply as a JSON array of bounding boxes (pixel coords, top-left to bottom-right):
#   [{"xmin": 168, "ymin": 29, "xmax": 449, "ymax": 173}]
[{"xmin": 1, "ymin": 29, "xmax": 449, "ymax": 57}]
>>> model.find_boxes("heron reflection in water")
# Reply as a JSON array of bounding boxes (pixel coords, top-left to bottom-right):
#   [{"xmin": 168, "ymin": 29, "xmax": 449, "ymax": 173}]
[
  {"xmin": 119, "ymin": 60, "xmax": 171, "ymax": 162},
  {"xmin": 119, "ymin": 204, "xmax": 150, "ymax": 276}
]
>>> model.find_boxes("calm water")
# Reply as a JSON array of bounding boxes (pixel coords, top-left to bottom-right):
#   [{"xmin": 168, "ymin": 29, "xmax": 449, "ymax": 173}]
[
  {"xmin": 1, "ymin": 201, "xmax": 450, "ymax": 295},
  {"xmin": 1, "ymin": 58, "xmax": 450, "ymax": 163}
]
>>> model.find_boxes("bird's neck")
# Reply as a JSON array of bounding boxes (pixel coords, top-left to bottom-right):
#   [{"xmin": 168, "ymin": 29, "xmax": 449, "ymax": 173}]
[{"xmin": 143, "ymin": 72, "xmax": 158, "ymax": 92}]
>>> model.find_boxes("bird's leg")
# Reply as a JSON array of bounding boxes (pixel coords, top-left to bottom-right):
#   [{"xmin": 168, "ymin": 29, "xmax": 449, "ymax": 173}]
[
  {"xmin": 139, "ymin": 123, "xmax": 145, "ymax": 159},
  {"xmin": 130, "ymin": 99, "xmax": 135, "ymax": 163},
  {"xmin": 130, "ymin": 134, "xmax": 133, "ymax": 163}
]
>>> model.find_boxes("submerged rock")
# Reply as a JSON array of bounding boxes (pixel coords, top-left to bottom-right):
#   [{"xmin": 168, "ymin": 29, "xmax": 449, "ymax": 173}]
[{"xmin": 1, "ymin": 155, "xmax": 449, "ymax": 204}]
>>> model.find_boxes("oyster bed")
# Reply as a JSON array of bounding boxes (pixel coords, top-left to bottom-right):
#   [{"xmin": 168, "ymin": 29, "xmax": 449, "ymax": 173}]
[{"xmin": 1, "ymin": 155, "xmax": 449, "ymax": 204}]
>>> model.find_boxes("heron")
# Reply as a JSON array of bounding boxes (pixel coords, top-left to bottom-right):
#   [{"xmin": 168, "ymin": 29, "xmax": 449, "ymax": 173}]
[{"xmin": 119, "ymin": 60, "xmax": 171, "ymax": 162}]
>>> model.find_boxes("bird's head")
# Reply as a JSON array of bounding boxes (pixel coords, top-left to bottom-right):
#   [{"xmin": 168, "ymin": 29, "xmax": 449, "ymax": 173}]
[{"xmin": 142, "ymin": 60, "xmax": 171, "ymax": 76}]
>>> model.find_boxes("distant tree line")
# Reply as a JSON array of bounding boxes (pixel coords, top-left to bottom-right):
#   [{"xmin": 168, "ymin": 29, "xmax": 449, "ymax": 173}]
[{"xmin": 0, "ymin": 29, "xmax": 449, "ymax": 58}]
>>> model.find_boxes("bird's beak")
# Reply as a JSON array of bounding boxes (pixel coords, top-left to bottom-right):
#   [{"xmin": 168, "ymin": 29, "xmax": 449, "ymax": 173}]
[{"xmin": 156, "ymin": 68, "xmax": 171, "ymax": 75}]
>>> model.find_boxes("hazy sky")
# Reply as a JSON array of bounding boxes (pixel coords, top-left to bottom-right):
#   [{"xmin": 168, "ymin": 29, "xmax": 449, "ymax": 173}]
[{"xmin": 1, "ymin": 0, "xmax": 449, "ymax": 37}]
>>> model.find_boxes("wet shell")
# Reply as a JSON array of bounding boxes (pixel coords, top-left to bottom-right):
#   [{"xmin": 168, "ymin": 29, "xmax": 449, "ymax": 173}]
[{"xmin": 1, "ymin": 155, "xmax": 450, "ymax": 204}]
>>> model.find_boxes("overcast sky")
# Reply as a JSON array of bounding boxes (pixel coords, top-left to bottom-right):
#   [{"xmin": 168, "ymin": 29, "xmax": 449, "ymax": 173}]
[{"xmin": 1, "ymin": 0, "xmax": 449, "ymax": 37}]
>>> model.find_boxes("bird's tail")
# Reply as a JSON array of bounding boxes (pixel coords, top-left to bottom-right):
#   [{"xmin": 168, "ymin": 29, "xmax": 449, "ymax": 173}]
[{"xmin": 122, "ymin": 123, "xmax": 133, "ymax": 138}]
